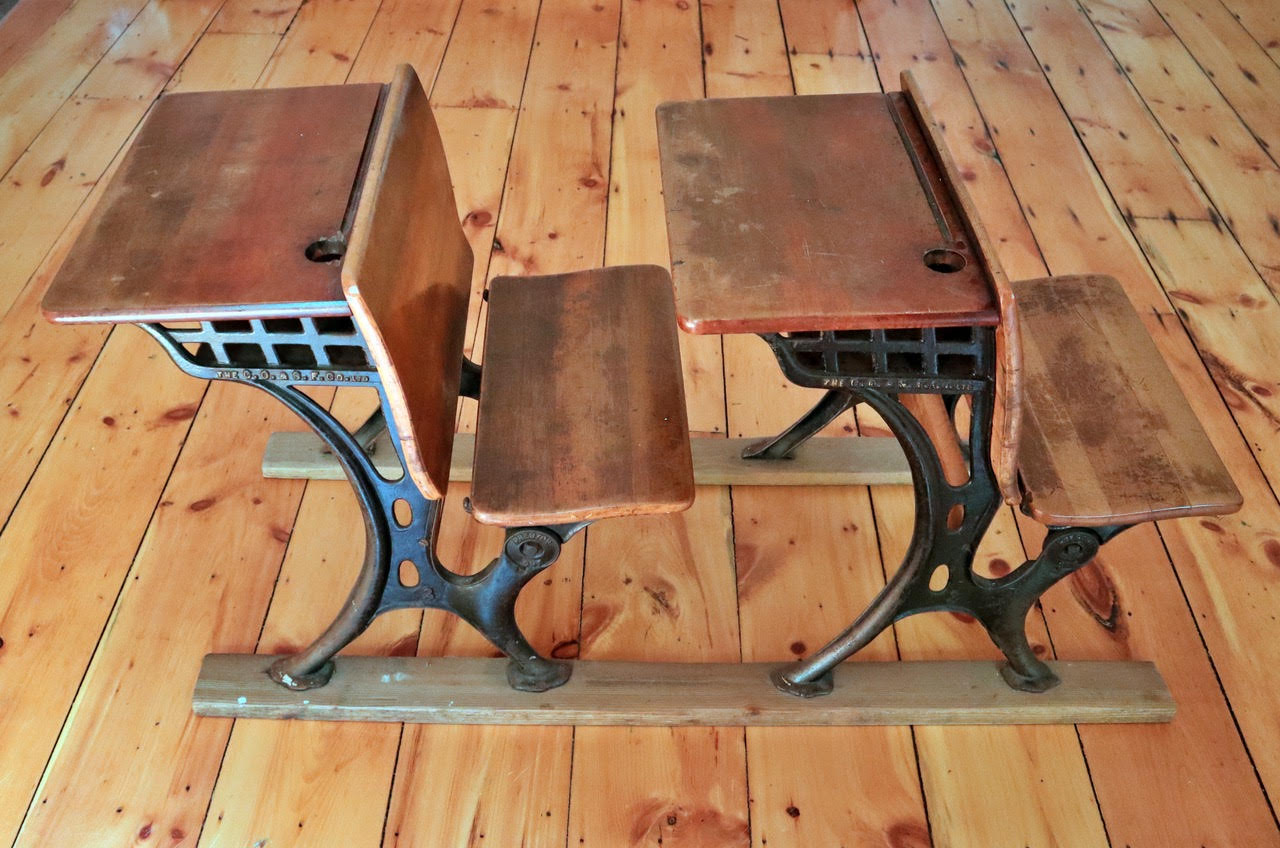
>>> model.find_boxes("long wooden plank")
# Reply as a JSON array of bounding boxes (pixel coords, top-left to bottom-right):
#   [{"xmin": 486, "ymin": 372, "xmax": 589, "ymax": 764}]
[
  {"xmin": 992, "ymin": 0, "xmax": 1280, "ymax": 819},
  {"xmin": 700, "ymin": 2, "xmax": 935, "ymax": 844},
  {"xmin": 0, "ymin": 0, "xmax": 78, "ymax": 77},
  {"xmin": 0, "ymin": 23, "xmax": 276, "ymax": 531},
  {"xmin": 607, "ymin": 0, "xmax": 721, "ymax": 434},
  {"xmin": 0, "ymin": 0, "xmax": 150, "ymax": 176},
  {"xmin": 0, "ymin": 97, "xmax": 149, "ymax": 318},
  {"xmin": 0, "ymin": 330, "xmax": 205, "ymax": 844},
  {"xmin": 1076, "ymin": 0, "xmax": 1280, "ymax": 295},
  {"xmin": 196, "ymin": 392, "xmax": 408, "ymax": 848},
  {"xmin": 1005, "ymin": 0, "xmax": 1280, "ymax": 486},
  {"xmin": 184, "ymin": 4, "xmax": 470, "ymax": 845},
  {"xmin": 195, "ymin": 654, "xmax": 1175, "ymax": 724},
  {"xmin": 74, "ymin": 0, "xmax": 222, "ymax": 100},
  {"xmin": 10, "ymin": 383, "xmax": 310, "ymax": 848},
  {"xmin": 262, "ymin": 431, "xmax": 912, "ymax": 484},
  {"xmin": 1219, "ymin": 0, "xmax": 1280, "ymax": 65},
  {"xmin": 918, "ymin": 0, "xmax": 1280, "ymax": 841},
  {"xmin": 1141, "ymin": 0, "xmax": 1280, "ymax": 159}
]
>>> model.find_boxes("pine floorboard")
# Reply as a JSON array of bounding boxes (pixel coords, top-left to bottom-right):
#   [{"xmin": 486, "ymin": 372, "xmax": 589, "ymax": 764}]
[{"xmin": 1, "ymin": 0, "xmax": 1279, "ymax": 843}]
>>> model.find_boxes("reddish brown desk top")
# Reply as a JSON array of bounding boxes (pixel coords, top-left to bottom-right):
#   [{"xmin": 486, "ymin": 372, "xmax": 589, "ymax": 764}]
[
  {"xmin": 42, "ymin": 83, "xmax": 383, "ymax": 324},
  {"xmin": 656, "ymin": 93, "xmax": 999, "ymax": 335}
]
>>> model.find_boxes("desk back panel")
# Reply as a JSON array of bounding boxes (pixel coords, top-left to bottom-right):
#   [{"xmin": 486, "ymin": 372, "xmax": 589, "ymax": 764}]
[
  {"xmin": 902, "ymin": 71, "xmax": 1023, "ymax": 506},
  {"xmin": 343, "ymin": 64, "xmax": 474, "ymax": 501}
]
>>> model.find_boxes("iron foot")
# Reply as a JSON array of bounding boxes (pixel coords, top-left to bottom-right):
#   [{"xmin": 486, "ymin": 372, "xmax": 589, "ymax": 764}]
[
  {"xmin": 507, "ymin": 658, "xmax": 573, "ymax": 692},
  {"xmin": 999, "ymin": 660, "xmax": 1061, "ymax": 693},
  {"xmin": 770, "ymin": 665, "xmax": 835, "ymax": 698},
  {"xmin": 268, "ymin": 657, "xmax": 336, "ymax": 691}
]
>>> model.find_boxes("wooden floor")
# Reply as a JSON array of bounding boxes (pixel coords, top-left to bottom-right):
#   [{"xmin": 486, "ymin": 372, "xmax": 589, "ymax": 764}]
[{"xmin": 2, "ymin": 0, "xmax": 1280, "ymax": 843}]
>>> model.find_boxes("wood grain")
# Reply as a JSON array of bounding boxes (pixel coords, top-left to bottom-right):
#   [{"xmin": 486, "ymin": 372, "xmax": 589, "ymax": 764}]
[
  {"xmin": 845, "ymin": 19, "xmax": 1113, "ymax": 845},
  {"xmin": 0, "ymin": 36, "xmax": 283, "ymax": 846},
  {"xmin": 657, "ymin": 92, "xmax": 999, "ymax": 334},
  {"xmin": 262, "ymin": 431, "xmax": 912, "ymax": 484},
  {"xmin": 343, "ymin": 63, "xmax": 473, "ymax": 501},
  {"xmin": 999, "ymin": 0, "xmax": 1280, "ymax": 812},
  {"xmin": 567, "ymin": 4, "xmax": 746, "ymax": 843},
  {"xmin": 42, "ymin": 83, "xmax": 380, "ymax": 324},
  {"xmin": 920, "ymin": 0, "xmax": 1280, "ymax": 840},
  {"xmin": 381, "ymin": 1, "xmax": 611, "ymax": 845},
  {"xmin": 1015, "ymin": 274, "xmax": 1241, "ymax": 525},
  {"xmin": 902, "ymin": 69, "xmax": 1023, "ymax": 505},
  {"xmin": 194, "ymin": 654, "xmax": 1176, "ymax": 724},
  {"xmin": 471, "ymin": 265, "xmax": 694, "ymax": 525},
  {"xmin": 9, "ymin": 0, "xmax": 1280, "ymax": 843},
  {"xmin": 702, "ymin": 6, "xmax": 932, "ymax": 846}
]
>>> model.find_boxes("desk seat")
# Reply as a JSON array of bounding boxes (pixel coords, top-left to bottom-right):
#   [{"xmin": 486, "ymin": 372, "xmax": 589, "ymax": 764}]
[
  {"xmin": 469, "ymin": 266, "xmax": 695, "ymax": 526},
  {"xmin": 1015, "ymin": 275, "xmax": 1242, "ymax": 526}
]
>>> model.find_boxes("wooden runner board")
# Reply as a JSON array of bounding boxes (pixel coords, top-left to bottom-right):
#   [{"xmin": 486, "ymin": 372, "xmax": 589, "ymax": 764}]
[
  {"xmin": 261, "ymin": 430, "xmax": 912, "ymax": 485},
  {"xmin": 194, "ymin": 654, "xmax": 1175, "ymax": 725}
]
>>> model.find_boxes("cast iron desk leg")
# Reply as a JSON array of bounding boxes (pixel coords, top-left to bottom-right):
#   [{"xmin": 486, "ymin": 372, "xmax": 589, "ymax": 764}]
[
  {"xmin": 754, "ymin": 326, "xmax": 1111, "ymax": 696},
  {"xmin": 140, "ymin": 320, "xmax": 574, "ymax": 693}
]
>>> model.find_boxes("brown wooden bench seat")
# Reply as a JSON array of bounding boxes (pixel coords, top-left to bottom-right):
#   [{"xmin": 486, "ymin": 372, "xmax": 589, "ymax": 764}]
[
  {"xmin": 469, "ymin": 266, "xmax": 695, "ymax": 526},
  {"xmin": 1014, "ymin": 274, "xmax": 1242, "ymax": 526}
]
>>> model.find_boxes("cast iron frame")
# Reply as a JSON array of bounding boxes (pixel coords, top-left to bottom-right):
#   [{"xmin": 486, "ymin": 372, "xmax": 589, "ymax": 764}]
[
  {"xmin": 141, "ymin": 318, "xmax": 578, "ymax": 693},
  {"xmin": 754, "ymin": 326, "xmax": 1129, "ymax": 696}
]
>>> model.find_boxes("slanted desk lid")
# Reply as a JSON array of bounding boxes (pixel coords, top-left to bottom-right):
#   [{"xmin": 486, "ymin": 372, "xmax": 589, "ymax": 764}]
[
  {"xmin": 42, "ymin": 82, "xmax": 383, "ymax": 324},
  {"xmin": 656, "ymin": 92, "xmax": 999, "ymax": 335}
]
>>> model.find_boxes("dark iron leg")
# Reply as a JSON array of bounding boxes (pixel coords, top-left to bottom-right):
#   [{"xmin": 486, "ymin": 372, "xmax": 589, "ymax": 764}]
[
  {"xmin": 763, "ymin": 377, "xmax": 1128, "ymax": 695},
  {"xmin": 759, "ymin": 326, "xmax": 1131, "ymax": 695},
  {"xmin": 741, "ymin": 389, "xmax": 856, "ymax": 460},
  {"xmin": 252, "ymin": 386, "xmax": 582, "ymax": 693},
  {"xmin": 771, "ymin": 385, "xmax": 971, "ymax": 697},
  {"xmin": 253, "ymin": 383, "xmax": 396, "ymax": 690},
  {"xmin": 438, "ymin": 528, "xmax": 575, "ymax": 691}
]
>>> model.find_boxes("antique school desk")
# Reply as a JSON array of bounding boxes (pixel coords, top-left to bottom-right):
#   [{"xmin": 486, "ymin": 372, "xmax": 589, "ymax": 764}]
[
  {"xmin": 39, "ymin": 65, "xmax": 1234, "ymax": 725},
  {"xmin": 651, "ymin": 72, "xmax": 1238, "ymax": 711}
]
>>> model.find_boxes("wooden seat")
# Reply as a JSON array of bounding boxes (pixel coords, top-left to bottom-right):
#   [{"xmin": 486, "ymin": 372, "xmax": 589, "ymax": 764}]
[
  {"xmin": 1014, "ymin": 274, "xmax": 1242, "ymax": 526},
  {"xmin": 469, "ymin": 266, "xmax": 695, "ymax": 526}
]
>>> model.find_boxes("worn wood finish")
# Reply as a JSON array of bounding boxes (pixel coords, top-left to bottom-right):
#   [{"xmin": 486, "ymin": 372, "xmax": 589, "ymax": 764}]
[
  {"xmin": 471, "ymin": 265, "xmax": 694, "ymax": 525},
  {"xmin": 902, "ymin": 70, "xmax": 1023, "ymax": 505},
  {"xmin": 194, "ymin": 654, "xmax": 1175, "ymax": 724},
  {"xmin": 262, "ymin": 430, "xmax": 912, "ymax": 484},
  {"xmin": 720, "ymin": 14, "xmax": 934, "ymax": 845},
  {"xmin": 656, "ymin": 92, "xmax": 999, "ymax": 334},
  {"xmin": 378, "ymin": 2, "xmax": 576, "ymax": 842},
  {"xmin": 1015, "ymin": 275, "xmax": 1241, "ymax": 524},
  {"xmin": 40, "ymin": 82, "xmax": 382, "ymax": 323},
  {"xmin": 827, "ymin": 27, "xmax": 1112, "ymax": 844},
  {"xmin": 920, "ymin": 0, "xmax": 1280, "ymax": 842},
  {"xmin": 342, "ymin": 64, "xmax": 473, "ymax": 501},
  {"xmin": 10, "ymin": 0, "xmax": 1280, "ymax": 843}
]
